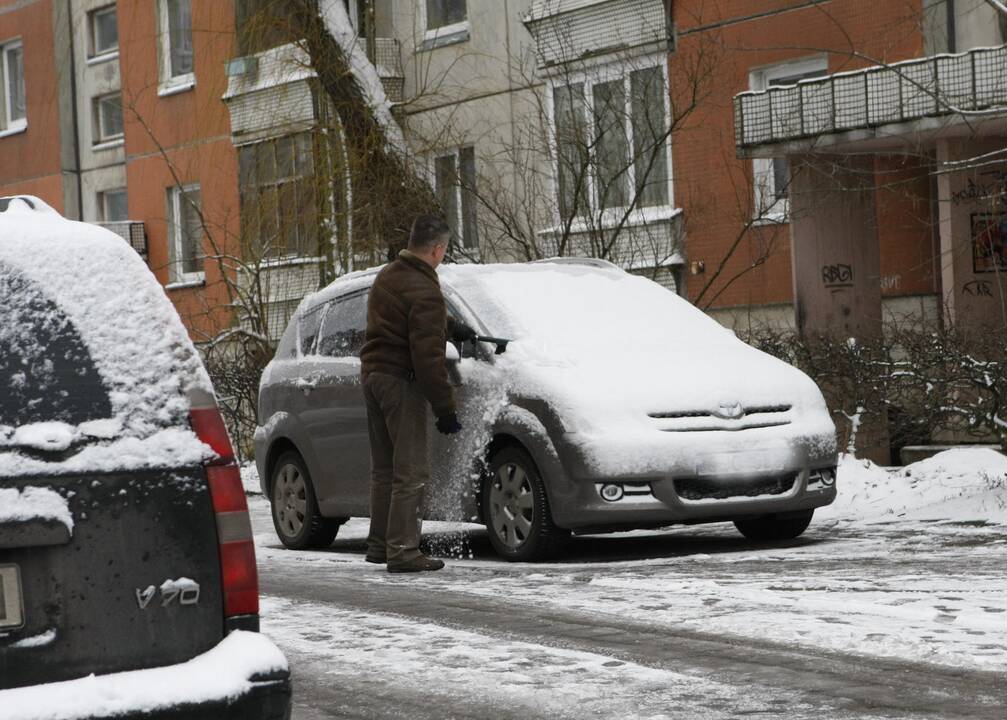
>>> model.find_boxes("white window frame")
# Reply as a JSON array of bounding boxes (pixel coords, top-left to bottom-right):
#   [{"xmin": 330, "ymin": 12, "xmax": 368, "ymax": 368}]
[
  {"xmin": 0, "ymin": 38, "xmax": 26, "ymax": 136},
  {"xmin": 100, "ymin": 187, "xmax": 128, "ymax": 222},
  {"xmin": 157, "ymin": 0, "xmax": 195, "ymax": 96},
  {"xmin": 93, "ymin": 92, "xmax": 124, "ymax": 146},
  {"xmin": 418, "ymin": 0, "xmax": 470, "ymax": 48},
  {"xmin": 167, "ymin": 183, "xmax": 204, "ymax": 285},
  {"xmin": 546, "ymin": 54, "xmax": 674, "ymax": 229},
  {"xmin": 748, "ymin": 55, "xmax": 828, "ymax": 223},
  {"xmin": 429, "ymin": 146, "xmax": 480, "ymax": 255},
  {"xmin": 88, "ymin": 5, "xmax": 119, "ymax": 61}
]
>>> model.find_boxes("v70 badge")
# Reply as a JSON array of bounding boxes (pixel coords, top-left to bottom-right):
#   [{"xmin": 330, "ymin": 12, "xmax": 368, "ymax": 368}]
[{"xmin": 135, "ymin": 578, "xmax": 201, "ymax": 609}]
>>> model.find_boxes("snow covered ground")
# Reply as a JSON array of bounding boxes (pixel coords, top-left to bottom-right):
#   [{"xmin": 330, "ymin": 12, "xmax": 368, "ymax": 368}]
[{"xmin": 250, "ymin": 449, "xmax": 1007, "ymax": 718}]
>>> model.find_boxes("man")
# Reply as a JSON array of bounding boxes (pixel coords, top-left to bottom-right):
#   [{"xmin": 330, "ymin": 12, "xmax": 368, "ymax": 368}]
[{"xmin": 359, "ymin": 215, "xmax": 477, "ymax": 573}]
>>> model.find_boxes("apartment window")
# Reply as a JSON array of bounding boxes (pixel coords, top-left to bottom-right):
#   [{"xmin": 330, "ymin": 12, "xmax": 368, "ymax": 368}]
[
  {"xmin": 89, "ymin": 5, "xmax": 118, "ymax": 58},
  {"xmin": 426, "ymin": 0, "xmax": 466, "ymax": 30},
  {"xmin": 236, "ymin": 0, "xmax": 298, "ymax": 56},
  {"xmin": 100, "ymin": 188, "xmax": 128, "ymax": 222},
  {"xmin": 167, "ymin": 184, "xmax": 203, "ymax": 283},
  {"xmin": 433, "ymin": 146, "xmax": 479, "ymax": 251},
  {"xmin": 553, "ymin": 63, "xmax": 670, "ymax": 220},
  {"xmin": 238, "ymin": 132, "xmax": 319, "ymax": 259},
  {"xmin": 749, "ymin": 57, "xmax": 827, "ymax": 220},
  {"xmin": 159, "ymin": 0, "xmax": 194, "ymax": 90},
  {"xmin": 93, "ymin": 93, "xmax": 123, "ymax": 144},
  {"xmin": 420, "ymin": 0, "xmax": 468, "ymax": 48},
  {"xmin": 0, "ymin": 40, "xmax": 25, "ymax": 133}
]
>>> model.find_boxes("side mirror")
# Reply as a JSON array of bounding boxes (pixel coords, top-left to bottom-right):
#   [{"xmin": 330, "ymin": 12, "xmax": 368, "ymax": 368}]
[{"xmin": 445, "ymin": 342, "xmax": 461, "ymax": 363}]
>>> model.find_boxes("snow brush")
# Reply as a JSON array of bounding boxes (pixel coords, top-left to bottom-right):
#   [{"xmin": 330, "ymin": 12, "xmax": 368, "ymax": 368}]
[{"xmin": 476, "ymin": 336, "xmax": 510, "ymax": 355}]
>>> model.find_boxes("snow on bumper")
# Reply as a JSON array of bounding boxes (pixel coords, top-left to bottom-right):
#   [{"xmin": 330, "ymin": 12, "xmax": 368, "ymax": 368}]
[{"xmin": 0, "ymin": 631, "xmax": 290, "ymax": 720}]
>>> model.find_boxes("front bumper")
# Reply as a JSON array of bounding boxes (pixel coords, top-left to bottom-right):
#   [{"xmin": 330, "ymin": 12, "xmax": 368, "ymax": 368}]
[
  {"xmin": 1, "ymin": 631, "xmax": 291, "ymax": 720},
  {"xmin": 553, "ymin": 463, "xmax": 838, "ymax": 532}
]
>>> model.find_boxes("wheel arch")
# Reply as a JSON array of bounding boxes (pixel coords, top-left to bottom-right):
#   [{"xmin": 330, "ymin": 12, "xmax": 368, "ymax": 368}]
[{"xmin": 263, "ymin": 437, "xmax": 303, "ymax": 496}]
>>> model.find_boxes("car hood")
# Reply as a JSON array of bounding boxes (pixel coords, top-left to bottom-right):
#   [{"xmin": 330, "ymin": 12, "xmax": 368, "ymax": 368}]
[{"xmin": 486, "ymin": 337, "xmax": 835, "ymax": 476}]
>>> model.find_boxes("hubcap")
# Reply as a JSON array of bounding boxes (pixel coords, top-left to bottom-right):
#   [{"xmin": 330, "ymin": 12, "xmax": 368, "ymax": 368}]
[
  {"xmin": 273, "ymin": 463, "xmax": 307, "ymax": 539},
  {"xmin": 489, "ymin": 463, "xmax": 534, "ymax": 549}
]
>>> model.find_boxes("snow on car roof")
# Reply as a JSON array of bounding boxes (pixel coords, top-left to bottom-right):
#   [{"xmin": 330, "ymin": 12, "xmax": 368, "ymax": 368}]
[{"xmin": 0, "ymin": 197, "xmax": 213, "ymax": 443}]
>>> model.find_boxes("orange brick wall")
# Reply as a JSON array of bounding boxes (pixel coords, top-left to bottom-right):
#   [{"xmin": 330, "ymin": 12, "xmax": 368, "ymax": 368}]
[
  {"xmin": 0, "ymin": 0, "xmax": 65, "ymax": 213},
  {"xmin": 118, "ymin": 0, "xmax": 239, "ymax": 340},
  {"xmin": 670, "ymin": 0, "xmax": 934, "ymax": 310}
]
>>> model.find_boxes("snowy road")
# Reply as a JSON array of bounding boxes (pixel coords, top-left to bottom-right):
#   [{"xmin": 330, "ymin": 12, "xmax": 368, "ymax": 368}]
[{"xmin": 249, "ymin": 462, "xmax": 1007, "ymax": 720}]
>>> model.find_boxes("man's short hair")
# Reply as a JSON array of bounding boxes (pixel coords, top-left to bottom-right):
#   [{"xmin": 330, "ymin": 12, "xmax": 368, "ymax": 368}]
[{"xmin": 408, "ymin": 214, "xmax": 451, "ymax": 250}]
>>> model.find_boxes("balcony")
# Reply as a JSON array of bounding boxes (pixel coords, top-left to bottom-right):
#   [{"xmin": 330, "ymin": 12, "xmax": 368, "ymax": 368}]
[
  {"xmin": 734, "ymin": 45, "xmax": 1007, "ymax": 156},
  {"xmin": 96, "ymin": 221, "xmax": 147, "ymax": 260},
  {"xmin": 363, "ymin": 37, "xmax": 404, "ymax": 103}
]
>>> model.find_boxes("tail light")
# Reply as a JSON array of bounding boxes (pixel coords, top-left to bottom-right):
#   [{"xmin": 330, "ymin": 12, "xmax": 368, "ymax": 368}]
[{"xmin": 190, "ymin": 405, "xmax": 260, "ymax": 628}]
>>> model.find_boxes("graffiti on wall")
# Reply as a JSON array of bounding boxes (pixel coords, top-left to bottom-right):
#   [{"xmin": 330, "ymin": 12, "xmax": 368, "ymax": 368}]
[
  {"xmin": 952, "ymin": 170, "xmax": 1007, "ymax": 207},
  {"xmin": 821, "ymin": 264, "xmax": 854, "ymax": 289},
  {"xmin": 963, "ymin": 280, "xmax": 994, "ymax": 298},
  {"xmin": 880, "ymin": 274, "xmax": 901, "ymax": 292},
  {"xmin": 971, "ymin": 213, "xmax": 1007, "ymax": 274}
]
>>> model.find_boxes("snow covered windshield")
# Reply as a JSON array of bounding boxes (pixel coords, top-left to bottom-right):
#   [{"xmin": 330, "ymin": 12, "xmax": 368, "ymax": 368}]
[
  {"xmin": 440, "ymin": 261, "xmax": 735, "ymax": 362},
  {"xmin": 0, "ymin": 262, "xmax": 113, "ymax": 429}
]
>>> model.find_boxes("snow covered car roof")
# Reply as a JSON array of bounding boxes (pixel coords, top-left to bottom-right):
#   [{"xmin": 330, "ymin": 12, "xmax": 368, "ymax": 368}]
[{"xmin": 0, "ymin": 196, "xmax": 214, "ymax": 472}]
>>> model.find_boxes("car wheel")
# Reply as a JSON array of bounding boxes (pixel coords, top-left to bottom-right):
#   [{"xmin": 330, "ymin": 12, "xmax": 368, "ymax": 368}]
[
  {"xmin": 482, "ymin": 445, "xmax": 567, "ymax": 562},
  {"xmin": 270, "ymin": 451, "xmax": 344, "ymax": 549},
  {"xmin": 734, "ymin": 509, "xmax": 814, "ymax": 541}
]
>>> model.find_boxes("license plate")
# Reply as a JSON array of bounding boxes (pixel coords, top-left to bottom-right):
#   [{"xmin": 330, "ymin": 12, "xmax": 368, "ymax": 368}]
[
  {"xmin": 697, "ymin": 450, "xmax": 788, "ymax": 476},
  {"xmin": 0, "ymin": 565, "xmax": 24, "ymax": 630}
]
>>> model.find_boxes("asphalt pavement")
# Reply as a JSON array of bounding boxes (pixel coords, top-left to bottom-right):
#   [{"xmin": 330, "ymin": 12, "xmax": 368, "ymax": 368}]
[{"xmin": 249, "ymin": 498, "xmax": 1007, "ymax": 720}]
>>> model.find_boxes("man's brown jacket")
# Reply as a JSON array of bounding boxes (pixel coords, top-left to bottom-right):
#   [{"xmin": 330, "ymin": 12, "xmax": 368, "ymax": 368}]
[{"xmin": 360, "ymin": 250, "xmax": 456, "ymax": 419}]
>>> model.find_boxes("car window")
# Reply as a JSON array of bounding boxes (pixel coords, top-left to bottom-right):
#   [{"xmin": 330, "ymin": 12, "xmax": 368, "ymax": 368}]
[
  {"xmin": 298, "ymin": 304, "xmax": 325, "ymax": 356},
  {"xmin": 317, "ymin": 292, "xmax": 368, "ymax": 358},
  {"xmin": 0, "ymin": 262, "xmax": 113, "ymax": 427},
  {"xmin": 275, "ymin": 310, "xmax": 298, "ymax": 359}
]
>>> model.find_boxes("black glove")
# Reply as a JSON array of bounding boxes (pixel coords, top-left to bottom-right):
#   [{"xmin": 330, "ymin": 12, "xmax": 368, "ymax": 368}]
[
  {"xmin": 451, "ymin": 320, "xmax": 478, "ymax": 343},
  {"xmin": 436, "ymin": 414, "xmax": 462, "ymax": 435}
]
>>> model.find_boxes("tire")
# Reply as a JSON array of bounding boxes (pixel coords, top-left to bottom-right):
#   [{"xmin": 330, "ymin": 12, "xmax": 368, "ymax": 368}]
[
  {"xmin": 481, "ymin": 445, "xmax": 567, "ymax": 562},
  {"xmin": 270, "ymin": 451, "xmax": 344, "ymax": 549},
  {"xmin": 734, "ymin": 509, "xmax": 814, "ymax": 541}
]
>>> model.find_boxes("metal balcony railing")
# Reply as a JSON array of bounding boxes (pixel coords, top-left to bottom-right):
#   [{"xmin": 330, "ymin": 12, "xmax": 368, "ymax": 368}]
[
  {"xmin": 734, "ymin": 44, "xmax": 1007, "ymax": 150},
  {"xmin": 97, "ymin": 221, "xmax": 147, "ymax": 259},
  {"xmin": 359, "ymin": 37, "xmax": 403, "ymax": 102}
]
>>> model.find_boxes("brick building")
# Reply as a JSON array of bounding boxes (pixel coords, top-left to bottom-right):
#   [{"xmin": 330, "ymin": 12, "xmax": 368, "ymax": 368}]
[
  {"xmin": 0, "ymin": 0, "xmax": 241, "ymax": 341},
  {"xmin": 1, "ymin": 0, "xmax": 1004, "ymax": 345},
  {"xmin": 669, "ymin": 0, "xmax": 1007, "ymax": 333}
]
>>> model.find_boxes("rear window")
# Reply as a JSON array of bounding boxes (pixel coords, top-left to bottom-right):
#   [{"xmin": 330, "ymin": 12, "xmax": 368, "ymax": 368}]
[
  {"xmin": 0, "ymin": 263, "xmax": 112, "ymax": 428},
  {"xmin": 298, "ymin": 304, "xmax": 325, "ymax": 356}
]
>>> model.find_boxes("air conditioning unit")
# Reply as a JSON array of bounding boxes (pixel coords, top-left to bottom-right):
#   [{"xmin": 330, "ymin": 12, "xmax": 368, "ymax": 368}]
[{"xmin": 96, "ymin": 221, "xmax": 148, "ymax": 259}]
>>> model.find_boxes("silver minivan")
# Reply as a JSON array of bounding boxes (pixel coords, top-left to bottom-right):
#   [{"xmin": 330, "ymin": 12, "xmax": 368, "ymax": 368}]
[{"xmin": 255, "ymin": 259, "xmax": 837, "ymax": 561}]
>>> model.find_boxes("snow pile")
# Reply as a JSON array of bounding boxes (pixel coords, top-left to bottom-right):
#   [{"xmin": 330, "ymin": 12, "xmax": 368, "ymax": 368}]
[
  {"xmin": 0, "ymin": 198, "xmax": 215, "ymax": 475},
  {"xmin": 0, "ymin": 631, "xmax": 288, "ymax": 720},
  {"xmin": 0, "ymin": 486, "xmax": 73, "ymax": 532},
  {"xmin": 439, "ymin": 262, "xmax": 836, "ymax": 475},
  {"xmin": 241, "ymin": 463, "xmax": 263, "ymax": 495},
  {"xmin": 0, "ymin": 430, "xmax": 213, "ymax": 478},
  {"xmin": 824, "ymin": 448, "xmax": 1007, "ymax": 524},
  {"xmin": 1, "ymin": 420, "xmax": 123, "ymax": 453}
]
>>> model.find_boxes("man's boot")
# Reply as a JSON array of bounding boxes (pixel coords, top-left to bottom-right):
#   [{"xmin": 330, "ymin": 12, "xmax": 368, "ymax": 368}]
[{"xmin": 387, "ymin": 554, "xmax": 445, "ymax": 573}]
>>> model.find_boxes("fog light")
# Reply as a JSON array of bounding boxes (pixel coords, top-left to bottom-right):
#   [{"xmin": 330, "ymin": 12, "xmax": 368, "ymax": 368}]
[{"xmin": 600, "ymin": 483, "xmax": 624, "ymax": 502}]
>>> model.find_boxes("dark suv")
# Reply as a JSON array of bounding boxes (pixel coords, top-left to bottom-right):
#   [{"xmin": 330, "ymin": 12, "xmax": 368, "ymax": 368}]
[{"xmin": 0, "ymin": 197, "xmax": 290, "ymax": 718}]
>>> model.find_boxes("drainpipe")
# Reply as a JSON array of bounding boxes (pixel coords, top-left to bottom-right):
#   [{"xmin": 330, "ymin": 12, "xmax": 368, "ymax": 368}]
[
  {"xmin": 946, "ymin": 0, "xmax": 956, "ymax": 53},
  {"xmin": 65, "ymin": 0, "xmax": 83, "ymax": 219},
  {"xmin": 664, "ymin": 0, "xmax": 676, "ymax": 53}
]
